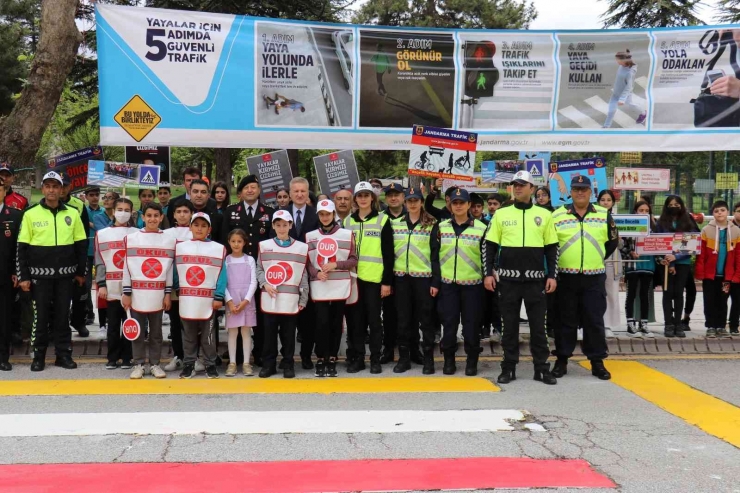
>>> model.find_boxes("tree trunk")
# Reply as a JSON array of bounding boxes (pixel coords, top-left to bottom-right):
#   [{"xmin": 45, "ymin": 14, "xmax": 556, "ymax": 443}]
[
  {"xmin": 205, "ymin": 160, "xmax": 213, "ymax": 181},
  {"xmin": 0, "ymin": 0, "xmax": 81, "ymax": 166},
  {"xmin": 214, "ymin": 147, "xmax": 232, "ymax": 187}
]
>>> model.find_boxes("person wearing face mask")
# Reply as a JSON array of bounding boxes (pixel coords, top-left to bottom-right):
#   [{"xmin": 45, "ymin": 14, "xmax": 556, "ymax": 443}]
[
  {"xmin": 369, "ymin": 178, "xmax": 388, "ymax": 211},
  {"xmin": 653, "ymin": 195, "xmax": 699, "ymax": 338},
  {"xmin": 95, "ymin": 198, "xmax": 138, "ymax": 370}
]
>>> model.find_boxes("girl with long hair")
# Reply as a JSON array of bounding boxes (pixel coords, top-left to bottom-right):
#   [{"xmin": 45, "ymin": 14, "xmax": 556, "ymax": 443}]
[
  {"xmin": 597, "ymin": 190, "xmax": 622, "ymax": 335},
  {"xmin": 603, "ymin": 49, "xmax": 647, "ymax": 128},
  {"xmin": 620, "ymin": 200, "xmax": 656, "ymax": 338},
  {"xmin": 212, "ymin": 181, "xmax": 231, "ymax": 213}
]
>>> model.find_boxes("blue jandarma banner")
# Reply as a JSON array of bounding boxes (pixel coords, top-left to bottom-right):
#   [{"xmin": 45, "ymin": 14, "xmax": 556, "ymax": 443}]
[{"xmin": 97, "ymin": 4, "xmax": 740, "ymax": 151}]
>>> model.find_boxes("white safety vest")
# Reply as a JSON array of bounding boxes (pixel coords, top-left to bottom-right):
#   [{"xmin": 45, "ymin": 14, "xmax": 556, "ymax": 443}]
[
  {"xmin": 165, "ymin": 226, "xmax": 193, "ymax": 301},
  {"xmin": 96, "ymin": 226, "xmax": 137, "ymax": 300},
  {"xmin": 124, "ymin": 230, "xmax": 176, "ymax": 313},
  {"xmin": 258, "ymin": 238, "xmax": 308, "ymax": 315},
  {"xmin": 306, "ymin": 228, "xmax": 353, "ymax": 301},
  {"xmin": 175, "ymin": 240, "xmax": 226, "ymax": 321}
]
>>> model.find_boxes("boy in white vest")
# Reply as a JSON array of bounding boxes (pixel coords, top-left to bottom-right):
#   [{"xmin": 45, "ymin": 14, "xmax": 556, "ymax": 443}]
[
  {"xmin": 162, "ymin": 200, "xmax": 194, "ymax": 372},
  {"xmin": 256, "ymin": 210, "xmax": 309, "ymax": 378},
  {"xmin": 176, "ymin": 212, "xmax": 227, "ymax": 379},
  {"xmin": 122, "ymin": 203, "xmax": 175, "ymax": 379}
]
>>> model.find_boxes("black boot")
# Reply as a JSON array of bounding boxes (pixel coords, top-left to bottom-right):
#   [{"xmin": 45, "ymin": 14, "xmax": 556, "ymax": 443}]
[
  {"xmin": 393, "ymin": 347, "xmax": 411, "ymax": 373},
  {"xmin": 465, "ymin": 352, "xmax": 478, "ymax": 376},
  {"xmin": 379, "ymin": 347, "xmax": 395, "ymax": 364},
  {"xmin": 409, "ymin": 346, "xmax": 424, "ymax": 365},
  {"xmin": 422, "ymin": 348, "xmax": 435, "ymax": 375},
  {"xmin": 0, "ymin": 361, "xmax": 12, "ymax": 371},
  {"xmin": 591, "ymin": 360, "xmax": 611, "ymax": 380},
  {"xmin": 497, "ymin": 366, "xmax": 516, "ymax": 384},
  {"xmin": 442, "ymin": 350, "xmax": 456, "ymax": 375},
  {"xmin": 31, "ymin": 349, "xmax": 46, "ymax": 372},
  {"xmin": 347, "ymin": 357, "xmax": 365, "ymax": 373},
  {"xmin": 370, "ymin": 355, "xmax": 382, "ymax": 374},
  {"xmin": 259, "ymin": 364, "xmax": 277, "ymax": 378},
  {"xmin": 552, "ymin": 358, "xmax": 568, "ymax": 378},
  {"xmin": 534, "ymin": 366, "xmax": 557, "ymax": 385},
  {"xmin": 54, "ymin": 355, "xmax": 78, "ymax": 370},
  {"xmin": 283, "ymin": 361, "xmax": 295, "ymax": 379}
]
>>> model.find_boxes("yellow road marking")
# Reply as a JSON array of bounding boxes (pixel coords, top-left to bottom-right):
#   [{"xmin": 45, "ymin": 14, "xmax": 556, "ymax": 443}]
[
  {"xmin": 580, "ymin": 360, "xmax": 740, "ymax": 448},
  {"xmin": 0, "ymin": 377, "xmax": 498, "ymax": 396},
  {"xmin": 421, "ymin": 79, "xmax": 452, "ymax": 126}
]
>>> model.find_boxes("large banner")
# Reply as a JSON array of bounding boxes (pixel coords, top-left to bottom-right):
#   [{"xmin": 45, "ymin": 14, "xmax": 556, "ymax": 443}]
[
  {"xmin": 96, "ymin": 4, "xmax": 740, "ymax": 151},
  {"xmin": 124, "ymin": 146, "xmax": 171, "ymax": 185},
  {"xmin": 47, "ymin": 146, "xmax": 104, "ymax": 192},
  {"xmin": 246, "ymin": 150, "xmax": 293, "ymax": 206}
]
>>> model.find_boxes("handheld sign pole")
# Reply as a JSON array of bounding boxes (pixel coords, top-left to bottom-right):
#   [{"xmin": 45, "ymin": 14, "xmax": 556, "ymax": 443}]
[
  {"xmin": 122, "ymin": 309, "xmax": 141, "ymax": 341},
  {"xmin": 664, "ymin": 261, "xmax": 669, "ymax": 291}
]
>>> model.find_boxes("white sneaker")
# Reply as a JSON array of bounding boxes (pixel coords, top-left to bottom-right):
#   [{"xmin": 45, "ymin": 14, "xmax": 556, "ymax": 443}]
[
  {"xmin": 162, "ymin": 313, "xmax": 171, "ymax": 326},
  {"xmin": 150, "ymin": 365, "xmax": 167, "ymax": 379},
  {"xmin": 164, "ymin": 356, "xmax": 183, "ymax": 372},
  {"xmin": 129, "ymin": 364, "xmax": 144, "ymax": 379},
  {"xmin": 99, "ymin": 324, "xmax": 107, "ymax": 333},
  {"xmin": 605, "ymin": 328, "xmax": 615, "ymax": 338},
  {"xmin": 194, "ymin": 360, "xmax": 205, "ymax": 373}
]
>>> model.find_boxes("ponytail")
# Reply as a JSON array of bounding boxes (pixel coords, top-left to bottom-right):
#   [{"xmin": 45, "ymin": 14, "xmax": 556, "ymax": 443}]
[{"xmin": 615, "ymin": 49, "xmax": 635, "ymax": 66}]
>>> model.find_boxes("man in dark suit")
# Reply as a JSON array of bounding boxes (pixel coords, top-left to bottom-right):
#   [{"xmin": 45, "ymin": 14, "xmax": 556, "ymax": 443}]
[
  {"xmin": 0, "ymin": 177, "xmax": 22, "ymax": 370},
  {"xmin": 280, "ymin": 177, "xmax": 319, "ymax": 370},
  {"xmin": 221, "ymin": 175, "xmax": 274, "ymax": 366},
  {"xmin": 167, "ymin": 167, "xmax": 217, "ymax": 228}
]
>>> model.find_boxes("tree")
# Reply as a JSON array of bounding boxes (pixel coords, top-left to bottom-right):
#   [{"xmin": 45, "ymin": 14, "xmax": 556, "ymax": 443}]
[
  {"xmin": 716, "ymin": 0, "xmax": 740, "ymax": 23},
  {"xmin": 0, "ymin": 23, "xmax": 25, "ymax": 116},
  {"xmin": 601, "ymin": 0, "xmax": 704, "ymax": 28},
  {"xmin": 355, "ymin": 0, "xmax": 537, "ymax": 29},
  {"xmin": 0, "ymin": 0, "xmax": 81, "ymax": 167}
]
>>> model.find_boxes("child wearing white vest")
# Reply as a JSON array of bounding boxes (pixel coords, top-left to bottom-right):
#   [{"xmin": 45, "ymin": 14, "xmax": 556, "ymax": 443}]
[
  {"xmin": 94, "ymin": 197, "xmax": 137, "ymax": 370},
  {"xmin": 256, "ymin": 210, "xmax": 309, "ymax": 378},
  {"xmin": 122, "ymin": 203, "xmax": 176, "ymax": 380},
  {"xmin": 175, "ymin": 212, "xmax": 228, "ymax": 379}
]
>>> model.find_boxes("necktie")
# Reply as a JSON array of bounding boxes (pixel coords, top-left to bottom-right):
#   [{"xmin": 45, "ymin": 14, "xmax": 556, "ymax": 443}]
[
  {"xmin": 247, "ymin": 206, "xmax": 253, "ymax": 221},
  {"xmin": 295, "ymin": 209, "xmax": 302, "ymax": 233}
]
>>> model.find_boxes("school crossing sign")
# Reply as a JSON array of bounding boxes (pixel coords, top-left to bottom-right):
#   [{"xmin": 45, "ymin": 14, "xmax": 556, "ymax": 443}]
[
  {"xmin": 138, "ymin": 164, "xmax": 161, "ymax": 188},
  {"xmin": 524, "ymin": 159, "xmax": 547, "ymax": 186}
]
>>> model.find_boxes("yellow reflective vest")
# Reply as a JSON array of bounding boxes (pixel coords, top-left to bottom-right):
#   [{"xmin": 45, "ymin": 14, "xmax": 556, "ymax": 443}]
[{"xmin": 552, "ymin": 204, "xmax": 609, "ymax": 275}]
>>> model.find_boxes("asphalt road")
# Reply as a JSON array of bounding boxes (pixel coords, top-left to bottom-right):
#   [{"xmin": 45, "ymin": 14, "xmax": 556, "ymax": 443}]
[
  {"xmin": 312, "ymin": 29, "xmax": 353, "ymax": 127},
  {"xmin": 0, "ymin": 357, "xmax": 739, "ymax": 492}
]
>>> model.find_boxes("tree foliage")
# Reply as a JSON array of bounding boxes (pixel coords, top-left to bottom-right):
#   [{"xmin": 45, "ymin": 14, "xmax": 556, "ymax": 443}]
[
  {"xmin": 716, "ymin": 0, "xmax": 740, "ymax": 23},
  {"xmin": 601, "ymin": 0, "xmax": 704, "ymax": 28}
]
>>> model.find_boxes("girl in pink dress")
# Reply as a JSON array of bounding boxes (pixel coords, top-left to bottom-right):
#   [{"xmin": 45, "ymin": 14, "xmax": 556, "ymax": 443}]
[{"xmin": 224, "ymin": 229, "xmax": 258, "ymax": 376}]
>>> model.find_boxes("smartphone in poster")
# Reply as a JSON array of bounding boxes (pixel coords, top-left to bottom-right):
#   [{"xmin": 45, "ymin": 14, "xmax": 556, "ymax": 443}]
[
  {"xmin": 556, "ymin": 34, "xmax": 650, "ymax": 130},
  {"xmin": 652, "ymin": 28, "xmax": 740, "ymax": 130},
  {"xmin": 408, "ymin": 125, "xmax": 477, "ymax": 182},
  {"xmin": 549, "ymin": 157, "xmax": 607, "ymax": 206},
  {"xmin": 255, "ymin": 22, "xmax": 354, "ymax": 128},
  {"xmin": 458, "ymin": 33, "xmax": 556, "ymax": 130},
  {"xmin": 246, "ymin": 150, "xmax": 294, "ymax": 206},
  {"xmin": 124, "ymin": 146, "xmax": 171, "ymax": 185},
  {"xmin": 358, "ymin": 31, "xmax": 456, "ymax": 129}
]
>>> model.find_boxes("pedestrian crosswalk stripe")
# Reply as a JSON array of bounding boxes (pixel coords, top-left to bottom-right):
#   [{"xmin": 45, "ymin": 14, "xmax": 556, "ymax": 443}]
[
  {"xmin": 581, "ymin": 360, "xmax": 740, "ymax": 448},
  {"xmin": 0, "ymin": 377, "xmax": 498, "ymax": 396},
  {"xmin": 0, "ymin": 458, "xmax": 617, "ymax": 492},
  {"xmin": 584, "ymin": 95, "xmax": 636, "ymax": 128},
  {"xmin": 558, "ymin": 105, "xmax": 603, "ymax": 128},
  {"xmin": 0, "ymin": 410, "xmax": 526, "ymax": 437}
]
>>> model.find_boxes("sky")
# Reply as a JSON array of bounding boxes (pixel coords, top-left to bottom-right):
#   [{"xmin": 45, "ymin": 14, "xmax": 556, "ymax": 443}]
[{"xmin": 529, "ymin": 0, "xmax": 723, "ymax": 30}]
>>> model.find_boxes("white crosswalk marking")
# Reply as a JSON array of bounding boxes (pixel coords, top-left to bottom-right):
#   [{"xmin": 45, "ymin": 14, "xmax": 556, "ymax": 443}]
[
  {"xmin": 558, "ymin": 105, "xmax": 603, "ymax": 128},
  {"xmin": 584, "ymin": 96, "xmax": 635, "ymax": 128}
]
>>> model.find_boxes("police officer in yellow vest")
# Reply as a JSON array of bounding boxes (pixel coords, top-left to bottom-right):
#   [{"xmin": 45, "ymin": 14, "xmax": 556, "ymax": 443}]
[
  {"xmin": 551, "ymin": 175, "xmax": 619, "ymax": 381},
  {"xmin": 438, "ymin": 188, "xmax": 487, "ymax": 376},
  {"xmin": 485, "ymin": 170, "xmax": 559, "ymax": 385}
]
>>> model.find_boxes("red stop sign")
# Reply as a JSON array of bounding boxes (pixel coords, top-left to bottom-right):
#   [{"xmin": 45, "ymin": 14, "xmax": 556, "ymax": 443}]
[
  {"xmin": 142, "ymin": 258, "xmax": 163, "ymax": 279},
  {"xmin": 122, "ymin": 318, "xmax": 141, "ymax": 341},
  {"xmin": 186, "ymin": 266, "xmax": 205, "ymax": 286},
  {"xmin": 277, "ymin": 261, "xmax": 294, "ymax": 280},
  {"xmin": 265, "ymin": 264, "xmax": 287, "ymax": 287},
  {"xmin": 317, "ymin": 238, "xmax": 338, "ymax": 258},
  {"xmin": 113, "ymin": 250, "xmax": 126, "ymax": 269}
]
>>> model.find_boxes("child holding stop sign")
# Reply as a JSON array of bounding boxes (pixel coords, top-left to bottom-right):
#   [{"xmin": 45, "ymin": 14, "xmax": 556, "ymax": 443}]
[{"xmin": 256, "ymin": 210, "xmax": 309, "ymax": 378}]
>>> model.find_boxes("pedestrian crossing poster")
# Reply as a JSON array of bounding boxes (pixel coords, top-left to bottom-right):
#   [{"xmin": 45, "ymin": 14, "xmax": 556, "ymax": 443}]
[
  {"xmin": 548, "ymin": 157, "xmax": 607, "ymax": 206},
  {"xmin": 97, "ymin": 4, "xmax": 740, "ymax": 151},
  {"xmin": 124, "ymin": 146, "xmax": 171, "ymax": 185},
  {"xmin": 246, "ymin": 150, "xmax": 294, "ymax": 206},
  {"xmin": 87, "ymin": 160, "xmax": 161, "ymax": 189}
]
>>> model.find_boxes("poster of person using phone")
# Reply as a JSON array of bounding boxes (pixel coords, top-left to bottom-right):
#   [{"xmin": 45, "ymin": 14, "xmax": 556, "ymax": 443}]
[{"xmin": 652, "ymin": 28, "xmax": 740, "ymax": 129}]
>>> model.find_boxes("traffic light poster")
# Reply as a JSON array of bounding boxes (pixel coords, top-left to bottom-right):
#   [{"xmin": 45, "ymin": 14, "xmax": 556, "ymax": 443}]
[
  {"xmin": 548, "ymin": 157, "xmax": 608, "ymax": 206},
  {"xmin": 408, "ymin": 125, "xmax": 477, "ymax": 182},
  {"xmin": 97, "ymin": 4, "xmax": 740, "ymax": 151}
]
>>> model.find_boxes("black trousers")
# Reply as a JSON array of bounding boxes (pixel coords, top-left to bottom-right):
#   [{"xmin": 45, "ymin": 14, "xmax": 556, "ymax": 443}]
[
  {"xmin": 729, "ymin": 284, "xmax": 740, "ymax": 330},
  {"xmin": 31, "ymin": 278, "xmax": 74, "ymax": 357},
  {"xmin": 625, "ymin": 273, "xmax": 652, "ymax": 320},
  {"xmin": 382, "ymin": 292, "xmax": 398, "ymax": 350},
  {"xmin": 556, "ymin": 274, "xmax": 608, "ymax": 361},
  {"xmin": 348, "ymin": 279, "xmax": 383, "ymax": 358},
  {"xmin": 395, "ymin": 276, "xmax": 436, "ymax": 351},
  {"xmin": 262, "ymin": 313, "xmax": 297, "ymax": 367},
  {"xmin": 703, "ymin": 278, "xmax": 729, "ymax": 329},
  {"xmin": 663, "ymin": 264, "xmax": 691, "ymax": 326},
  {"xmin": 0, "ymin": 281, "xmax": 12, "ymax": 362},
  {"xmin": 85, "ymin": 256, "xmax": 94, "ymax": 319},
  {"xmin": 499, "ymin": 280, "xmax": 549, "ymax": 370},
  {"xmin": 438, "ymin": 283, "xmax": 483, "ymax": 355},
  {"xmin": 685, "ymin": 270, "xmax": 697, "ymax": 316},
  {"xmin": 168, "ymin": 301, "xmax": 184, "ymax": 360},
  {"xmin": 545, "ymin": 291, "xmax": 558, "ymax": 335},
  {"xmin": 344, "ymin": 301, "xmax": 361, "ymax": 361},
  {"xmin": 298, "ymin": 298, "xmax": 316, "ymax": 360},
  {"xmin": 106, "ymin": 299, "xmax": 132, "ymax": 363},
  {"xmin": 314, "ymin": 300, "xmax": 345, "ymax": 359}
]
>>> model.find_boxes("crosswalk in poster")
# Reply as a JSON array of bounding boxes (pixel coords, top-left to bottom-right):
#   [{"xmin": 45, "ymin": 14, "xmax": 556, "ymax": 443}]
[{"xmin": 88, "ymin": 160, "xmax": 161, "ymax": 189}]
